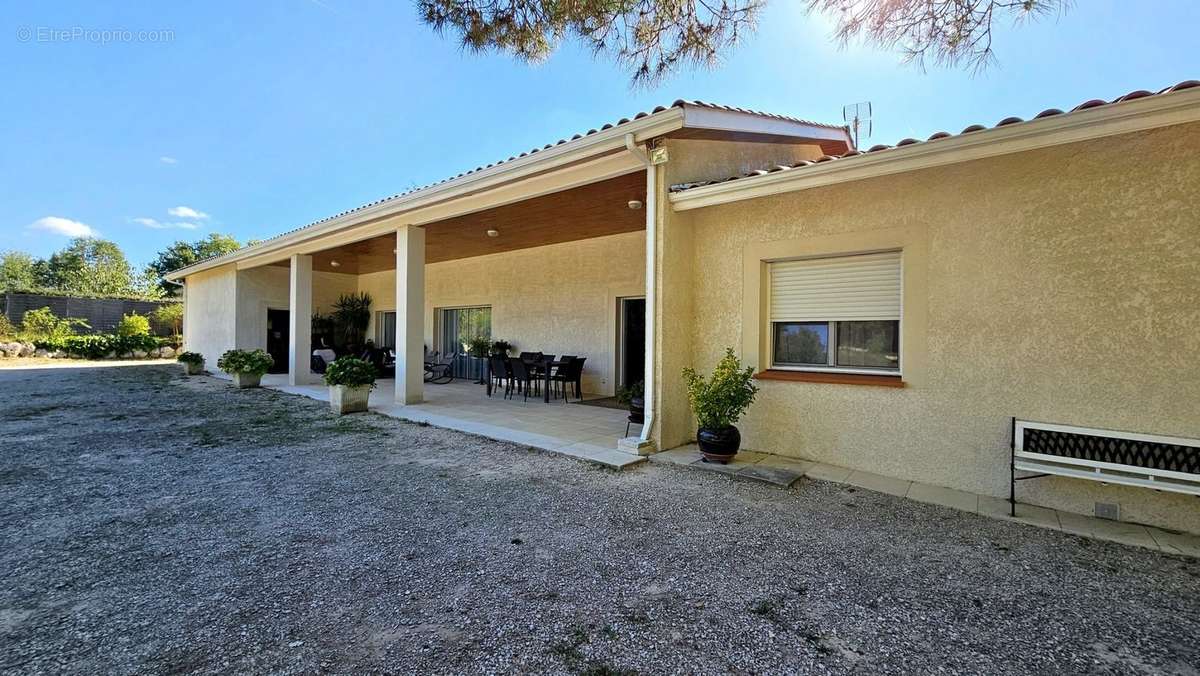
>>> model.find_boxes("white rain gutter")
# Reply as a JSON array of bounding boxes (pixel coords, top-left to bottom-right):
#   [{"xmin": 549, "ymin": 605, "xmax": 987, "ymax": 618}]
[{"xmin": 624, "ymin": 133, "xmax": 655, "ymax": 444}]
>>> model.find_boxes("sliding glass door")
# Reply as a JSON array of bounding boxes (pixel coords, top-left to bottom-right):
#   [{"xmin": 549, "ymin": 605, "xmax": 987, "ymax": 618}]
[{"xmin": 438, "ymin": 306, "xmax": 491, "ymax": 379}]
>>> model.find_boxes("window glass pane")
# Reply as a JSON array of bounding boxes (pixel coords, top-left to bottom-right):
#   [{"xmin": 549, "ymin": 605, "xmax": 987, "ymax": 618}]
[
  {"xmin": 773, "ymin": 322, "xmax": 829, "ymax": 365},
  {"xmin": 376, "ymin": 312, "xmax": 396, "ymax": 350},
  {"xmin": 836, "ymin": 321, "xmax": 899, "ymax": 369}
]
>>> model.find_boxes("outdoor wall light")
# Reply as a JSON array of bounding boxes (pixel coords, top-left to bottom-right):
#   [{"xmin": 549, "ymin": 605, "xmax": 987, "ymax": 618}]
[
  {"xmin": 330, "ymin": 260, "xmax": 341, "ymax": 268},
  {"xmin": 628, "ymin": 199, "xmax": 643, "ymax": 210},
  {"xmin": 486, "ymin": 229, "xmax": 500, "ymax": 238}
]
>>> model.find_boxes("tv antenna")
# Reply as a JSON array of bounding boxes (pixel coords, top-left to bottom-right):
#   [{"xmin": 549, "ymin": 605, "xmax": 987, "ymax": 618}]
[{"xmin": 843, "ymin": 102, "xmax": 872, "ymax": 148}]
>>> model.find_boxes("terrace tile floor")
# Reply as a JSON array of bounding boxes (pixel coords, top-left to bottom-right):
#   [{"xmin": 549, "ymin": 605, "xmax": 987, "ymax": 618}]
[{"xmin": 258, "ymin": 375, "xmax": 646, "ymax": 469}]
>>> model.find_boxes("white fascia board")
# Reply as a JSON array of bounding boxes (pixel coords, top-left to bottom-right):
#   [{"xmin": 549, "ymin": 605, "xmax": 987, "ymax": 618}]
[
  {"xmin": 670, "ymin": 88, "xmax": 1200, "ymax": 211},
  {"xmin": 680, "ymin": 105, "xmax": 851, "ymax": 143},
  {"xmin": 167, "ymin": 109, "xmax": 685, "ymax": 280}
]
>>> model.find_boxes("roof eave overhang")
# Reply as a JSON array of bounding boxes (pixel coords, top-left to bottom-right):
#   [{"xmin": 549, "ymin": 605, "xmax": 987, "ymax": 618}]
[
  {"xmin": 167, "ymin": 108, "xmax": 690, "ymax": 280},
  {"xmin": 166, "ymin": 102, "xmax": 854, "ymax": 281},
  {"xmin": 670, "ymin": 87, "xmax": 1200, "ymax": 211}
]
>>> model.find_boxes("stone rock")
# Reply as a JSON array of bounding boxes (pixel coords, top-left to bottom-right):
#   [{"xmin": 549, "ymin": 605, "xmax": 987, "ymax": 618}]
[
  {"xmin": 20, "ymin": 343, "xmax": 35, "ymax": 357},
  {"xmin": 148, "ymin": 347, "xmax": 162, "ymax": 359},
  {"xmin": 160, "ymin": 346, "xmax": 176, "ymax": 359},
  {"xmin": 34, "ymin": 349, "xmax": 50, "ymax": 358},
  {"xmin": 104, "ymin": 351, "xmax": 118, "ymax": 360},
  {"xmin": 50, "ymin": 350, "xmax": 66, "ymax": 359},
  {"xmin": 132, "ymin": 350, "xmax": 148, "ymax": 359},
  {"xmin": 3, "ymin": 342, "xmax": 19, "ymax": 355},
  {"xmin": 0, "ymin": 349, "xmax": 8, "ymax": 358}
]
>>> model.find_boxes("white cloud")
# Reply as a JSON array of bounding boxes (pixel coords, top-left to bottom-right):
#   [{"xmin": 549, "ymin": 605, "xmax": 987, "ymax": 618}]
[
  {"xmin": 167, "ymin": 205, "xmax": 208, "ymax": 219},
  {"xmin": 29, "ymin": 216, "xmax": 99, "ymax": 238},
  {"xmin": 159, "ymin": 156, "xmax": 178, "ymax": 165},
  {"xmin": 133, "ymin": 217, "xmax": 197, "ymax": 230}
]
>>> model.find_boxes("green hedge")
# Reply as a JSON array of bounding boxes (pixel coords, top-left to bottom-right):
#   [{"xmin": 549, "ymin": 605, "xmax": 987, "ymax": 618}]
[{"xmin": 33, "ymin": 334, "xmax": 176, "ymax": 359}]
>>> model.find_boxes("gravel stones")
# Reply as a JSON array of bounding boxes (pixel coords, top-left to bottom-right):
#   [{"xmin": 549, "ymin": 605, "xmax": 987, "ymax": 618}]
[{"xmin": 1, "ymin": 365, "xmax": 1198, "ymax": 674}]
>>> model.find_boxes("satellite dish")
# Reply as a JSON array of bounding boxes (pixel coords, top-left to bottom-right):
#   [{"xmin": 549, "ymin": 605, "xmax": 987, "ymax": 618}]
[{"xmin": 842, "ymin": 101, "xmax": 873, "ymax": 149}]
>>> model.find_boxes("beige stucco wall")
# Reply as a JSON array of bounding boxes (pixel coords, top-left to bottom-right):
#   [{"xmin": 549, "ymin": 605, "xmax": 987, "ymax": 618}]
[
  {"xmin": 676, "ymin": 122, "xmax": 1200, "ymax": 533},
  {"xmin": 651, "ymin": 138, "xmax": 830, "ymax": 447},
  {"xmin": 183, "ymin": 264, "xmax": 238, "ymax": 369},
  {"xmin": 234, "ymin": 266, "xmax": 357, "ymax": 352},
  {"xmin": 182, "ymin": 263, "xmax": 356, "ymax": 367},
  {"xmin": 357, "ymin": 230, "xmax": 646, "ymax": 395}
]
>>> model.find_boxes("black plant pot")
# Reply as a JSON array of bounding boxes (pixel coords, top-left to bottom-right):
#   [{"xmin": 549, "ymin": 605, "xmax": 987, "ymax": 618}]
[
  {"xmin": 697, "ymin": 426, "xmax": 741, "ymax": 464},
  {"xmin": 628, "ymin": 396, "xmax": 645, "ymax": 423}
]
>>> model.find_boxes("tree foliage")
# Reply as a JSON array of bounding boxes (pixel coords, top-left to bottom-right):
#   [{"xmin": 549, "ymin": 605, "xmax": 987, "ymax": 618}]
[
  {"xmin": 152, "ymin": 303, "xmax": 185, "ymax": 337},
  {"xmin": 805, "ymin": 0, "xmax": 1070, "ymax": 71},
  {"xmin": 0, "ymin": 250, "xmax": 44, "ymax": 292},
  {"xmin": 418, "ymin": 0, "xmax": 762, "ymax": 86},
  {"xmin": 145, "ymin": 233, "xmax": 242, "ymax": 296},
  {"xmin": 40, "ymin": 238, "xmax": 138, "ymax": 297},
  {"xmin": 417, "ymin": 0, "xmax": 1069, "ymax": 83}
]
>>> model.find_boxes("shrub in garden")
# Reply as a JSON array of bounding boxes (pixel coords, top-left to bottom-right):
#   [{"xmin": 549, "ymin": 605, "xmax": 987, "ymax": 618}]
[
  {"xmin": 217, "ymin": 349, "xmax": 274, "ymax": 376},
  {"xmin": 19, "ymin": 307, "xmax": 88, "ymax": 343},
  {"xmin": 33, "ymin": 333, "xmax": 159, "ymax": 359},
  {"xmin": 117, "ymin": 312, "xmax": 151, "ymax": 337}
]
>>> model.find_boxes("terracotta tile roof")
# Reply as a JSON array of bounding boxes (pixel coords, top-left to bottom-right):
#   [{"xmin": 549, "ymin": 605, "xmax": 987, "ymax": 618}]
[
  {"xmin": 669, "ymin": 80, "xmax": 1200, "ymax": 193},
  {"xmin": 206, "ymin": 101, "xmax": 843, "ymax": 261}
]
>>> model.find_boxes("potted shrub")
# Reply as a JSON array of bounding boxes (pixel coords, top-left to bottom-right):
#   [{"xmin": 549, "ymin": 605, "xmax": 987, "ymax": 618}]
[
  {"xmin": 177, "ymin": 351, "xmax": 205, "ymax": 375},
  {"xmin": 467, "ymin": 336, "xmax": 491, "ymax": 383},
  {"xmin": 217, "ymin": 349, "xmax": 274, "ymax": 388},
  {"xmin": 682, "ymin": 348, "xmax": 759, "ymax": 464},
  {"xmin": 324, "ymin": 356, "xmax": 377, "ymax": 414},
  {"xmin": 490, "ymin": 339, "xmax": 513, "ymax": 357},
  {"xmin": 616, "ymin": 380, "xmax": 645, "ymax": 435}
]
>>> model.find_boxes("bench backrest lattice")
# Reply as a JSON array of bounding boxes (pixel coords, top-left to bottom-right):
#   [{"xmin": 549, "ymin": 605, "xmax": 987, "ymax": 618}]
[{"xmin": 1012, "ymin": 419, "xmax": 1200, "ymax": 498}]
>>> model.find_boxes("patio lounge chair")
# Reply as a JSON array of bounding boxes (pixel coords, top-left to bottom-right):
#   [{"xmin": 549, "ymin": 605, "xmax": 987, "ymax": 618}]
[{"xmin": 425, "ymin": 352, "xmax": 456, "ymax": 384}]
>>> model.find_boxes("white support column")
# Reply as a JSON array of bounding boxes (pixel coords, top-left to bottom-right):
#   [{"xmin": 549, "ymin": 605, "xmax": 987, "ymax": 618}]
[
  {"xmin": 288, "ymin": 254, "xmax": 316, "ymax": 385},
  {"xmin": 395, "ymin": 225, "xmax": 425, "ymax": 404}
]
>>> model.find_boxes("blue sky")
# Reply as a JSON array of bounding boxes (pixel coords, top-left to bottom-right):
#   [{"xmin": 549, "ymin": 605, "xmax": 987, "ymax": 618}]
[{"xmin": 1, "ymin": 1, "xmax": 1196, "ymax": 268}]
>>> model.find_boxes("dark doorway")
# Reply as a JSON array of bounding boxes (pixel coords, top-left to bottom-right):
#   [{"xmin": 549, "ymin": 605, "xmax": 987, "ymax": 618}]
[
  {"xmin": 619, "ymin": 298, "xmax": 645, "ymax": 390},
  {"xmin": 266, "ymin": 309, "xmax": 289, "ymax": 374}
]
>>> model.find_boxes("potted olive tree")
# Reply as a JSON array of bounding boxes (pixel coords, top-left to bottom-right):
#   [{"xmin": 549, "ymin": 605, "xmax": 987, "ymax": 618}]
[
  {"xmin": 682, "ymin": 348, "xmax": 759, "ymax": 464},
  {"xmin": 324, "ymin": 356, "xmax": 377, "ymax": 414},
  {"xmin": 217, "ymin": 349, "xmax": 274, "ymax": 388},
  {"xmin": 177, "ymin": 351, "xmax": 205, "ymax": 375}
]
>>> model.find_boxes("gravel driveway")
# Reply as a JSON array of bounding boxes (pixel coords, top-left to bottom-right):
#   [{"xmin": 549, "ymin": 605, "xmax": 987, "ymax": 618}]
[{"xmin": 2, "ymin": 364, "xmax": 1198, "ymax": 675}]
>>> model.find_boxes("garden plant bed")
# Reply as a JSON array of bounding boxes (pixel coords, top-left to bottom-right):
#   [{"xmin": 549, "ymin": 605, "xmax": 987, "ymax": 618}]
[{"xmin": 1, "ymin": 364, "xmax": 1198, "ymax": 674}]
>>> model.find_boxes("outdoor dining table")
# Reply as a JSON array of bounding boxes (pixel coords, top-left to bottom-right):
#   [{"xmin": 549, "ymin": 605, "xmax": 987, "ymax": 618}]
[{"xmin": 486, "ymin": 357, "xmax": 573, "ymax": 403}]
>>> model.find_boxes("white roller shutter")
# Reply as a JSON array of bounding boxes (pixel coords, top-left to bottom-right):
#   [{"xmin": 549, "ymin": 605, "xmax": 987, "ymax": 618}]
[{"xmin": 770, "ymin": 251, "xmax": 901, "ymax": 322}]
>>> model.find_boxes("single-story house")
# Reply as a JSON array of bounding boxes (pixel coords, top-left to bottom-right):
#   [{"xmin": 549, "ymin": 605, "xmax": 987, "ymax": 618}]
[{"xmin": 167, "ymin": 81, "xmax": 1200, "ymax": 534}]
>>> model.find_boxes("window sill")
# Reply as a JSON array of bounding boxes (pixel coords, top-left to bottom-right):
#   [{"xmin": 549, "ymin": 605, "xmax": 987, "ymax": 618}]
[{"xmin": 754, "ymin": 369, "xmax": 905, "ymax": 388}]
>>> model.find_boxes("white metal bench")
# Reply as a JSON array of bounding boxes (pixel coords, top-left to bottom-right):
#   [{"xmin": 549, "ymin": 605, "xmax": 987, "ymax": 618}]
[{"xmin": 1009, "ymin": 418, "xmax": 1200, "ymax": 516}]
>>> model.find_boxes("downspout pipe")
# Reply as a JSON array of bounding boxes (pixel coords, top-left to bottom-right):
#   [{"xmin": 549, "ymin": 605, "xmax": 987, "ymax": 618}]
[{"xmin": 624, "ymin": 133, "xmax": 656, "ymax": 444}]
